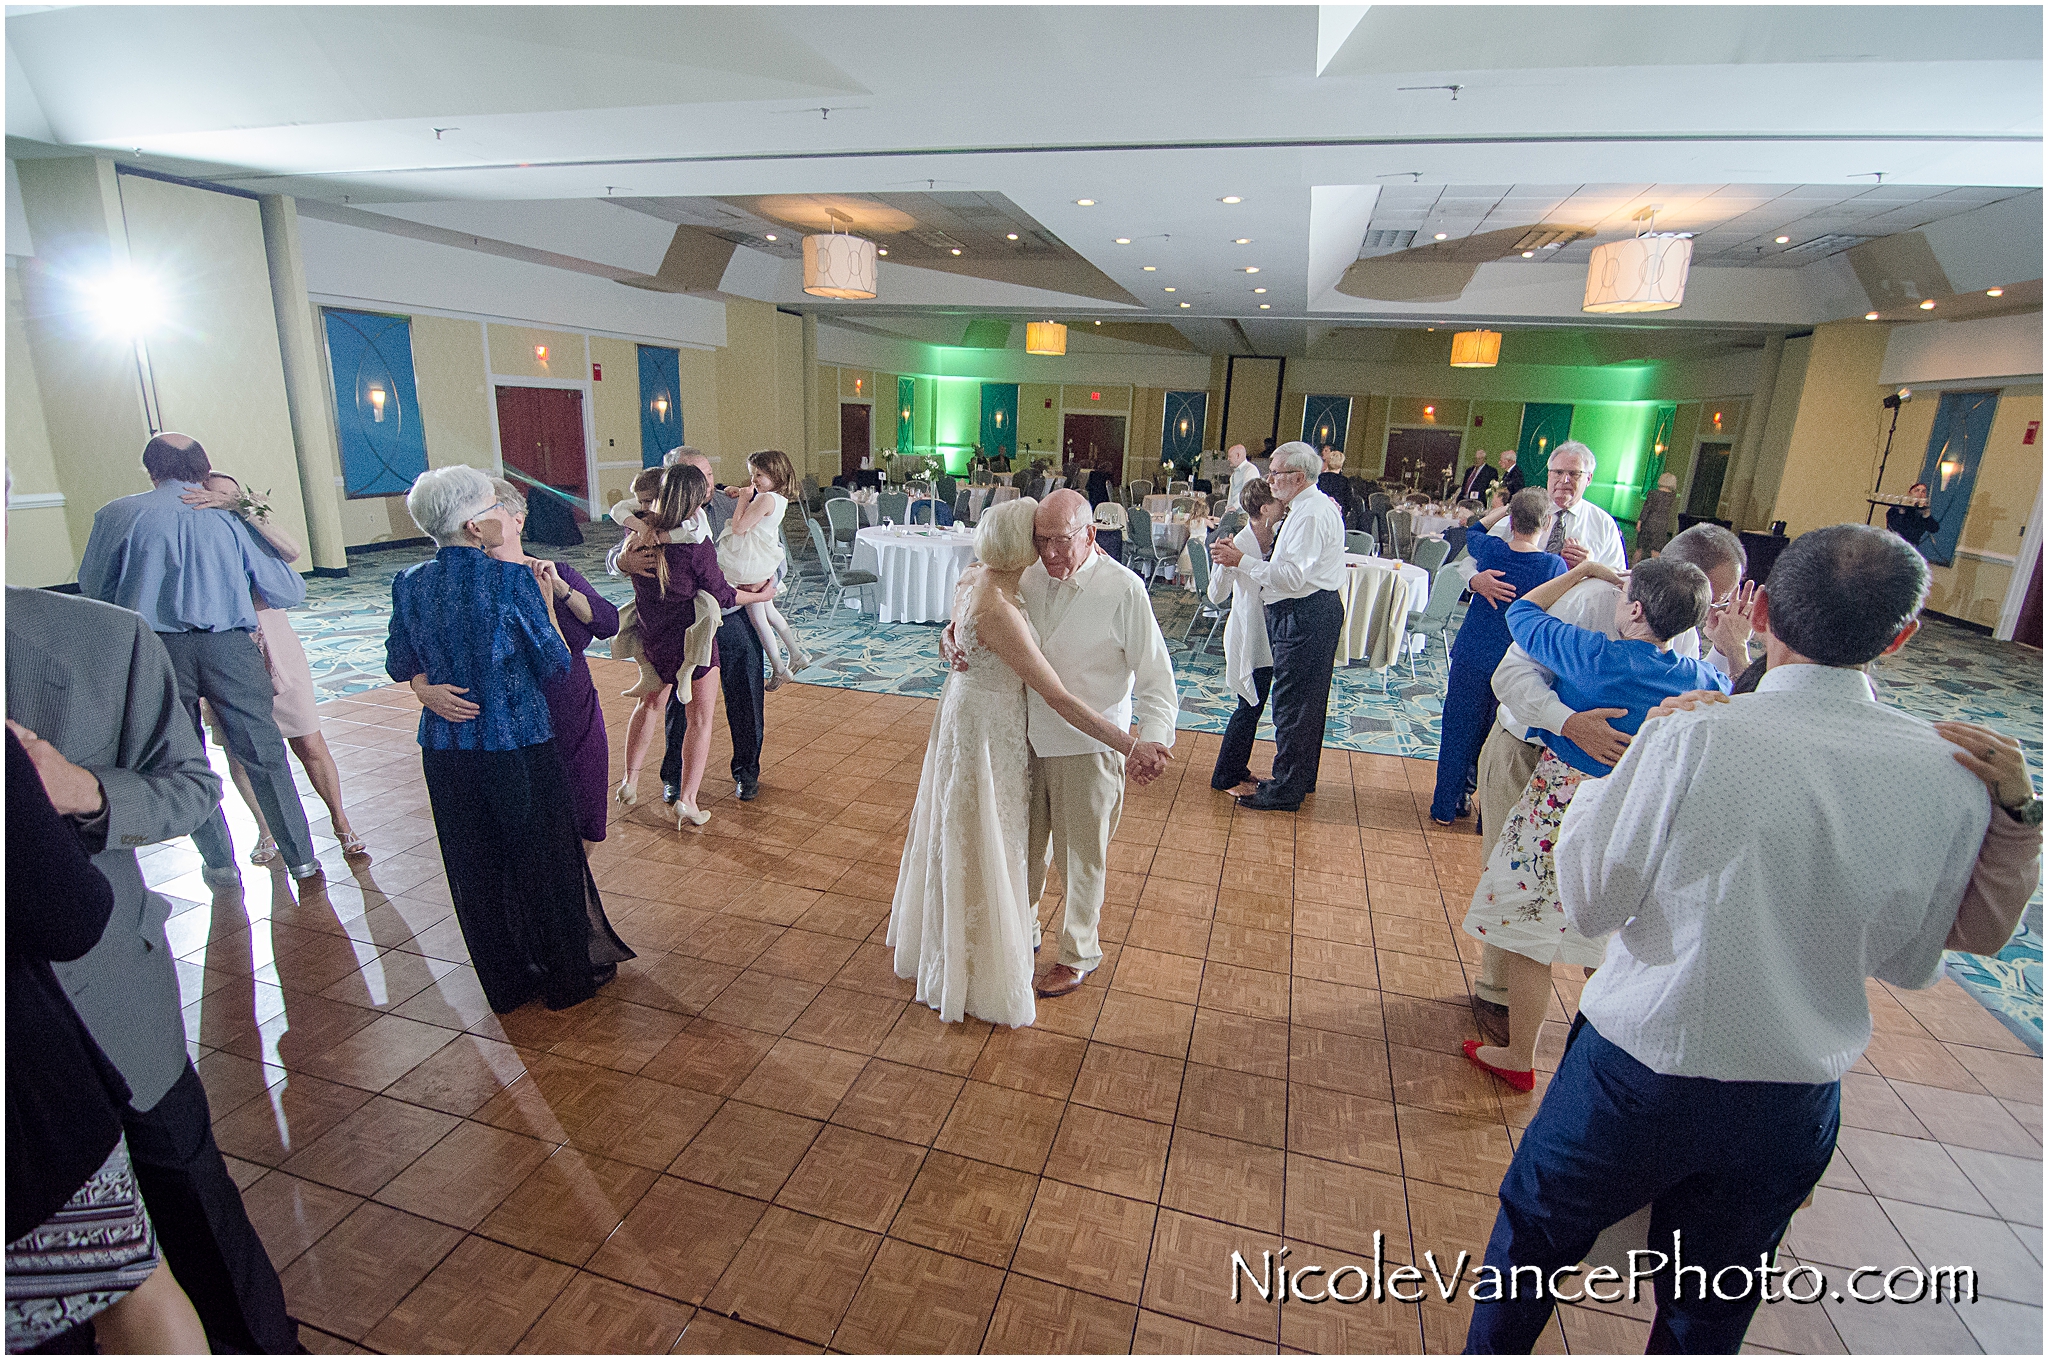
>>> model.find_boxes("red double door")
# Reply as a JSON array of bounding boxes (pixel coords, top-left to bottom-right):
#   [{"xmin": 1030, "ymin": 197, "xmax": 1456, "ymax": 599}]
[{"xmin": 496, "ymin": 385, "xmax": 588, "ymax": 514}]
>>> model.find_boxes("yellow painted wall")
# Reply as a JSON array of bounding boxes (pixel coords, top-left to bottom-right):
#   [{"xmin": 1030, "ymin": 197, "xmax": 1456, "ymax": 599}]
[
  {"xmin": 5, "ymin": 262, "xmax": 75, "ymax": 586},
  {"xmin": 714, "ymin": 298, "xmax": 802, "ymax": 486},
  {"xmin": 1740, "ymin": 338, "xmax": 1810, "ymax": 527},
  {"xmin": 1768, "ymin": 321, "xmax": 1894, "ymax": 537},
  {"xmin": 1019, "ymin": 383, "xmax": 1060, "ymax": 453},
  {"xmin": 589, "ymin": 335, "xmax": 644, "ymax": 513}
]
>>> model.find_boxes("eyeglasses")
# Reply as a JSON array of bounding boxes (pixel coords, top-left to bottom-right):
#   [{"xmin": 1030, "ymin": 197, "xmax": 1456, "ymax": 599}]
[
  {"xmin": 1033, "ymin": 524, "xmax": 1092, "ymax": 548},
  {"xmin": 1549, "ymin": 467, "xmax": 1592, "ymax": 484}
]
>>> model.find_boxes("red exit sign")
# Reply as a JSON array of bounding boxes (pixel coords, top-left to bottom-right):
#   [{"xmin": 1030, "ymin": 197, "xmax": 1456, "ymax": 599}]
[{"xmin": 2025, "ymin": 420, "xmax": 2039, "ymax": 445}]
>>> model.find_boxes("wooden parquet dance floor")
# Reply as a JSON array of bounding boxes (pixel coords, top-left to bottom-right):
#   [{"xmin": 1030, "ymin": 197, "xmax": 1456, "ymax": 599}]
[{"xmin": 157, "ymin": 659, "xmax": 2041, "ymax": 1354}]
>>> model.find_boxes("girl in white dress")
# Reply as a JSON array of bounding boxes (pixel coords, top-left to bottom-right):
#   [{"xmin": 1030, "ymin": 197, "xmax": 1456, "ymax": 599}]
[
  {"xmin": 717, "ymin": 450, "xmax": 811, "ymax": 690},
  {"xmin": 887, "ymin": 499, "xmax": 1147, "ymax": 1028}
]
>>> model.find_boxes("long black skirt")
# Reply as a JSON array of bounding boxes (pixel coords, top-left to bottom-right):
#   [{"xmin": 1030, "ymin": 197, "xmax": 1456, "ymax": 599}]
[{"xmin": 421, "ymin": 741, "xmax": 634, "ymax": 1013}]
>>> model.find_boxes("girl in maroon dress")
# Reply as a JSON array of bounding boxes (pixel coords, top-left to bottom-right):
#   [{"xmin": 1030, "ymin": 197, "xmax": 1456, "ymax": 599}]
[
  {"xmin": 620, "ymin": 464, "xmax": 776, "ymax": 829},
  {"xmin": 487, "ymin": 479, "xmax": 620, "ymax": 843}
]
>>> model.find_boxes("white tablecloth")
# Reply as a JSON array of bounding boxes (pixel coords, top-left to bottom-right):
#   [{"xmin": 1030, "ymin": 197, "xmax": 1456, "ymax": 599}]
[
  {"xmin": 1337, "ymin": 554, "xmax": 1432, "ymax": 667},
  {"xmin": 851, "ymin": 526, "xmax": 979, "ymax": 623},
  {"xmin": 1143, "ymin": 494, "xmax": 1175, "ymax": 516},
  {"xmin": 855, "ymin": 496, "xmax": 938, "ymax": 527},
  {"xmin": 1413, "ymin": 512, "xmax": 1455, "ymax": 537}
]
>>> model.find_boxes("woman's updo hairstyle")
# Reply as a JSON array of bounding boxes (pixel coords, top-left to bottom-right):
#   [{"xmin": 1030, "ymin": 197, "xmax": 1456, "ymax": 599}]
[{"xmin": 975, "ymin": 497, "xmax": 1041, "ymax": 572}]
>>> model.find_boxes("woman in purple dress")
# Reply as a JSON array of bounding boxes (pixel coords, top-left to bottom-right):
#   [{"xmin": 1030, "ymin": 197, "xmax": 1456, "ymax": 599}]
[
  {"xmin": 618, "ymin": 464, "xmax": 776, "ymax": 830},
  {"xmin": 489, "ymin": 479, "xmax": 620, "ymax": 844}
]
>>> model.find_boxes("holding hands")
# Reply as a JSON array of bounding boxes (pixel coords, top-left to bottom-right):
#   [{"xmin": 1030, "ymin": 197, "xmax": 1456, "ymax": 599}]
[
  {"xmin": 1209, "ymin": 536, "xmax": 1244, "ymax": 568},
  {"xmin": 1126, "ymin": 740, "xmax": 1174, "ymax": 787}
]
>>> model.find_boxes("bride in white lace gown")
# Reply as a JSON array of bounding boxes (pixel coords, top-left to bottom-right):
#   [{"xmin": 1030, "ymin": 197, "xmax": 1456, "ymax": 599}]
[{"xmin": 888, "ymin": 499, "xmax": 1147, "ymax": 1028}]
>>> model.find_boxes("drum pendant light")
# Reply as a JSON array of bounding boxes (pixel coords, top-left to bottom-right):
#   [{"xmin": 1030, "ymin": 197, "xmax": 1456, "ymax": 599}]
[
  {"xmin": 803, "ymin": 227, "xmax": 878, "ymax": 300},
  {"xmin": 1026, "ymin": 320, "xmax": 1068, "ymax": 356},
  {"xmin": 1584, "ymin": 211, "xmax": 1693, "ymax": 314},
  {"xmin": 1449, "ymin": 329, "xmax": 1502, "ymax": 367}
]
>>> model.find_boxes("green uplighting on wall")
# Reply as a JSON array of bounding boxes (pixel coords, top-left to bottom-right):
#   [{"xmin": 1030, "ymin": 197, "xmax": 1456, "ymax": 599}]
[
  {"xmin": 931, "ymin": 377, "xmax": 981, "ymax": 474},
  {"xmin": 1565, "ymin": 401, "xmax": 1663, "ymax": 523}
]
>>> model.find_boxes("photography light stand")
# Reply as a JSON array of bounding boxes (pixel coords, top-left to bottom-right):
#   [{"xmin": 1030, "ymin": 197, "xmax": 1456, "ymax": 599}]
[{"xmin": 1866, "ymin": 389, "xmax": 1909, "ymax": 524}]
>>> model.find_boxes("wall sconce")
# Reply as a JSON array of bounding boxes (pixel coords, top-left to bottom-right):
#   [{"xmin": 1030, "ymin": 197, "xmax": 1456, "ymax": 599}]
[
  {"xmin": 1712, "ymin": 411, "xmax": 1723, "ymax": 430},
  {"xmin": 1179, "ymin": 418, "xmax": 1190, "ymax": 436},
  {"xmin": 1938, "ymin": 453, "xmax": 1964, "ymax": 490},
  {"xmin": 368, "ymin": 385, "xmax": 387, "ymax": 423},
  {"xmin": 652, "ymin": 395, "xmax": 670, "ymax": 421},
  {"xmin": 993, "ymin": 409, "xmax": 1004, "ymax": 428},
  {"xmin": 534, "ymin": 344, "xmax": 549, "ymax": 363},
  {"xmin": 1423, "ymin": 405, "xmax": 1436, "ymax": 420},
  {"xmin": 855, "ymin": 377, "xmax": 864, "ymax": 395},
  {"xmin": 1537, "ymin": 436, "xmax": 1548, "ymax": 452}
]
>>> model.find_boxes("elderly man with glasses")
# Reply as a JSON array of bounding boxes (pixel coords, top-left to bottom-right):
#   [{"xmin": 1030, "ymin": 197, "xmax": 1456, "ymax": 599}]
[{"xmin": 1210, "ymin": 442, "xmax": 1347, "ymax": 813}]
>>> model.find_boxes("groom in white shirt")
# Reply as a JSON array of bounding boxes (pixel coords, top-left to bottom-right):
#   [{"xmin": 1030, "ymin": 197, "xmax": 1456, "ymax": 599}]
[{"xmin": 950, "ymin": 490, "xmax": 1178, "ymax": 999}]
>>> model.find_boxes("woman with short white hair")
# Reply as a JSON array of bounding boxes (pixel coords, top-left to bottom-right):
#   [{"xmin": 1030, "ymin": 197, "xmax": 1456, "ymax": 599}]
[
  {"xmin": 888, "ymin": 498, "xmax": 1147, "ymax": 1028},
  {"xmin": 385, "ymin": 466, "xmax": 634, "ymax": 1014}
]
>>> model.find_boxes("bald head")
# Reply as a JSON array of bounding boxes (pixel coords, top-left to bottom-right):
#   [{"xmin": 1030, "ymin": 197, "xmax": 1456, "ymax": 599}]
[
  {"xmin": 143, "ymin": 432, "xmax": 211, "ymax": 484},
  {"xmin": 1034, "ymin": 489, "xmax": 1096, "ymax": 579},
  {"xmin": 1227, "ymin": 444, "xmax": 1248, "ymax": 467}
]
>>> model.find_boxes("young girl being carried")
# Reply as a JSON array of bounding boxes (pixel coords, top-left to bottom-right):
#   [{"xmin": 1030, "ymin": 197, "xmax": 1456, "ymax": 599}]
[
  {"xmin": 717, "ymin": 449, "xmax": 811, "ymax": 690},
  {"xmin": 609, "ymin": 466, "xmax": 686, "ymax": 700}
]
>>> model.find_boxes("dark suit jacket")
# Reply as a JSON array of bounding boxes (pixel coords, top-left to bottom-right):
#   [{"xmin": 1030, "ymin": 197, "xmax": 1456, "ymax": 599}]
[
  {"xmin": 1458, "ymin": 464, "xmax": 1499, "ymax": 501},
  {"xmin": 1501, "ymin": 465, "xmax": 1527, "ymax": 496},
  {"xmin": 5, "ymin": 588, "xmax": 222, "ymax": 1112}
]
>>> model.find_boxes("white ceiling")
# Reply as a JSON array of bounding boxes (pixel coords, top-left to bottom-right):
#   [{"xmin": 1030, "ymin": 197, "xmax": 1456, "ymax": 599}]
[{"xmin": 7, "ymin": 4, "xmax": 2041, "ymax": 355}]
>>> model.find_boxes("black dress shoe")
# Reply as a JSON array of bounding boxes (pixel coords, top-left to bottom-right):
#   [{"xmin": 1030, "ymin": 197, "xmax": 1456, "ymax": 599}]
[
  {"xmin": 1235, "ymin": 790, "xmax": 1301, "ymax": 813},
  {"xmin": 661, "ymin": 783, "xmax": 680, "ymax": 805},
  {"xmin": 736, "ymin": 777, "xmax": 760, "ymax": 802}
]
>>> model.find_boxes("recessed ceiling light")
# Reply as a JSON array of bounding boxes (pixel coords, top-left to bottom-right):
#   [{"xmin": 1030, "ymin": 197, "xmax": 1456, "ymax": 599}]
[
  {"xmin": 1521, "ymin": 250, "xmax": 1535, "ymax": 258},
  {"xmin": 1075, "ymin": 199, "xmax": 1095, "ymax": 206},
  {"xmin": 764, "ymin": 234, "xmax": 777, "ymax": 241},
  {"xmin": 951, "ymin": 248, "xmax": 962, "ymax": 256},
  {"xmin": 1919, "ymin": 299, "xmax": 1936, "ymax": 309},
  {"xmin": 1258, "ymin": 303, "xmax": 1270, "ymax": 309},
  {"xmin": 1179, "ymin": 302, "xmax": 1191, "ymax": 308},
  {"xmin": 1094, "ymin": 320, "xmax": 1102, "ymax": 325},
  {"xmin": 1865, "ymin": 311, "xmax": 1880, "ymax": 320},
  {"xmin": 1163, "ymin": 287, "xmax": 1176, "ymax": 292},
  {"xmin": 1242, "ymin": 267, "xmax": 1260, "ymax": 274},
  {"xmin": 1115, "ymin": 238, "xmax": 1131, "ymax": 244},
  {"xmin": 877, "ymin": 248, "xmax": 888, "ymax": 256},
  {"xmin": 1142, "ymin": 265, "xmax": 1157, "ymax": 271},
  {"xmin": 1007, "ymin": 233, "xmax": 1019, "ymax": 241},
  {"xmin": 1434, "ymin": 232, "xmax": 1448, "ymax": 241},
  {"xmin": 1775, "ymin": 235, "xmax": 1790, "ymax": 244},
  {"xmin": 1234, "ymin": 238, "xmax": 1251, "ymax": 245},
  {"xmin": 1253, "ymin": 287, "xmax": 1266, "ymax": 294},
  {"xmin": 1988, "ymin": 287, "xmax": 2005, "ymax": 297},
  {"xmin": 1219, "ymin": 196, "xmax": 1241, "ymax": 204}
]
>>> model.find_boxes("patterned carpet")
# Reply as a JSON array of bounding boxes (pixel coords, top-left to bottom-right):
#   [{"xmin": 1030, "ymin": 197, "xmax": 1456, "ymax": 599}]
[{"xmin": 295, "ymin": 529, "xmax": 2042, "ymax": 1050}]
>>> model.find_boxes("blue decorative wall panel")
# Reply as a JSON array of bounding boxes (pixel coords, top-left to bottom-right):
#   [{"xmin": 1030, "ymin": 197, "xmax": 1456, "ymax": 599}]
[
  {"xmin": 1917, "ymin": 390, "xmax": 2000, "ymax": 567},
  {"xmin": 1302, "ymin": 394, "xmax": 1352, "ymax": 452},
  {"xmin": 323, "ymin": 309, "xmax": 429, "ymax": 498},
  {"xmin": 1162, "ymin": 390, "xmax": 1208, "ymax": 466},
  {"xmin": 1516, "ymin": 403, "xmax": 1574, "ymax": 485},
  {"xmin": 980, "ymin": 383, "xmax": 1019, "ymax": 463},
  {"xmin": 637, "ymin": 344, "xmax": 682, "ymax": 467}
]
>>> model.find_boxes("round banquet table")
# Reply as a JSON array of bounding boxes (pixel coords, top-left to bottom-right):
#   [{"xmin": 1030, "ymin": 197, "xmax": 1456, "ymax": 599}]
[
  {"xmin": 1143, "ymin": 494, "xmax": 1175, "ymax": 517},
  {"xmin": 851, "ymin": 525, "xmax": 979, "ymax": 623},
  {"xmin": 1412, "ymin": 511, "xmax": 1455, "ymax": 537},
  {"xmin": 1337, "ymin": 554, "xmax": 1433, "ymax": 668}
]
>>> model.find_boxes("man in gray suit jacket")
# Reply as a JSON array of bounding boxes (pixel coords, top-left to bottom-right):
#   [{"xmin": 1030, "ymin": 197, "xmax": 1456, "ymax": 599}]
[{"xmin": 6, "ymin": 585, "xmax": 299, "ymax": 1353}]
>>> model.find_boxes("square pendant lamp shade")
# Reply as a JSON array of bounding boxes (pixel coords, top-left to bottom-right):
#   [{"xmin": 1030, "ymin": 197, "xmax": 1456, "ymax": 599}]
[
  {"xmin": 803, "ymin": 234, "xmax": 878, "ymax": 299},
  {"xmin": 1449, "ymin": 329, "xmax": 1502, "ymax": 367},
  {"xmin": 1025, "ymin": 321, "xmax": 1068, "ymax": 355},
  {"xmin": 1583, "ymin": 235, "xmax": 1693, "ymax": 313}
]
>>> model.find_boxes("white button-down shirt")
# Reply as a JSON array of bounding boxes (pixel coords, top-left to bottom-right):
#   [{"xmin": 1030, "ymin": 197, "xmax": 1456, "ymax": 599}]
[
  {"xmin": 1207, "ymin": 525, "xmax": 1273, "ymax": 705},
  {"xmin": 1235, "ymin": 486, "xmax": 1346, "ymax": 603},
  {"xmin": 1557, "ymin": 664, "xmax": 1992, "ymax": 1084},
  {"xmin": 1227, "ymin": 459, "xmax": 1259, "ymax": 512},
  {"xmin": 1457, "ymin": 497, "xmax": 1626, "ymax": 590},
  {"xmin": 1019, "ymin": 552, "xmax": 1179, "ymax": 759}
]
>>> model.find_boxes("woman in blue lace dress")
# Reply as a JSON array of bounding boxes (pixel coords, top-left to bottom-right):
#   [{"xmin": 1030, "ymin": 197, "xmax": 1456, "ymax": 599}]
[{"xmin": 386, "ymin": 467, "xmax": 632, "ymax": 1013}]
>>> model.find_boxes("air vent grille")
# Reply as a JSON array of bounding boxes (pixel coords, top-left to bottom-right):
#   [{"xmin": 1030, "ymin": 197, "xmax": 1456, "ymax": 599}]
[
  {"xmin": 1511, "ymin": 226, "xmax": 1591, "ymax": 252},
  {"xmin": 1362, "ymin": 229, "xmax": 1417, "ymax": 250},
  {"xmin": 1784, "ymin": 234, "xmax": 1867, "ymax": 257}
]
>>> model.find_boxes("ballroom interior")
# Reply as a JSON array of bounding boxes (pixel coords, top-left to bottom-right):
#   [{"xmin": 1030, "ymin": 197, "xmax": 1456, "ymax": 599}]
[{"xmin": 4, "ymin": 4, "xmax": 2042, "ymax": 1355}]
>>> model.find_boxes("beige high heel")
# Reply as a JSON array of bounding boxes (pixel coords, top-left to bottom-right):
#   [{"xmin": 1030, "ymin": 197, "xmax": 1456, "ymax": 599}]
[
  {"xmin": 616, "ymin": 776, "xmax": 641, "ymax": 807},
  {"xmin": 675, "ymin": 799, "xmax": 709, "ymax": 828}
]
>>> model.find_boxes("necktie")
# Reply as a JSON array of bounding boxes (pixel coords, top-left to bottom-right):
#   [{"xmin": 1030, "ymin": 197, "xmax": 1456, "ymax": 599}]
[{"xmin": 1545, "ymin": 507, "xmax": 1569, "ymax": 556}]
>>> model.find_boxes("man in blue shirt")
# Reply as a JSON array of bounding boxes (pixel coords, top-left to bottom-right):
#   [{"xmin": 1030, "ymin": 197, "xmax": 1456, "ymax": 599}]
[{"xmin": 77, "ymin": 433, "xmax": 320, "ymax": 884}]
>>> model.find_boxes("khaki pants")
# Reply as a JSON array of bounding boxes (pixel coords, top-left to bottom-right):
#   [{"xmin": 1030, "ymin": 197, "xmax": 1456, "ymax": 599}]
[
  {"xmin": 1028, "ymin": 749, "xmax": 1124, "ymax": 972},
  {"xmin": 1475, "ymin": 720, "xmax": 1544, "ymax": 1002}
]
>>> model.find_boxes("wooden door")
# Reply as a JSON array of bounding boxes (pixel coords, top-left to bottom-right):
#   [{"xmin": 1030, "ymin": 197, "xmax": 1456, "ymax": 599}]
[
  {"xmin": 1687, "ymin": 443, "xmax": 1732, "ymax": 519},
  {"xmin": 1383, "ymin": 428, "xmax": 1464, "ymax": 498},
  {"xmin": 1061, "ymin": 413, "xmax": 1126, "ymax": 488},
  {"xmin": 840, "ymin": 403, "xmax": 870, "ymax": 478},
  {"xmin": 496, "ymin": 386, "xmax": 589, "ymax": 510}
]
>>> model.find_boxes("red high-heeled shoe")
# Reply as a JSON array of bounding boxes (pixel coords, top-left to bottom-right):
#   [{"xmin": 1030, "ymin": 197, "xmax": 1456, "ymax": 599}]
[{"xmin": 1463, "ymin": 1039, "xmax": 1535, "ymax": 1092}]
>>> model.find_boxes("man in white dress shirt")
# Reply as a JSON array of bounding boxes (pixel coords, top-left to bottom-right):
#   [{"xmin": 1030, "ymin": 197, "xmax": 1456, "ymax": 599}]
[
  {"xmin": 1210, "ymin": 443, "xmax": 1346, "ymax": 812},
  {"xmin": 1463, "ymin": 524, "xmax": 2013, "ymax": 1355},
  {"xmin": 1016, "ymin": 491, "xmax": 1178, "ymax": 998},
  {"xmin": 1224, "ymin": 444, "xmax": 1257, "ymax": 512}
]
